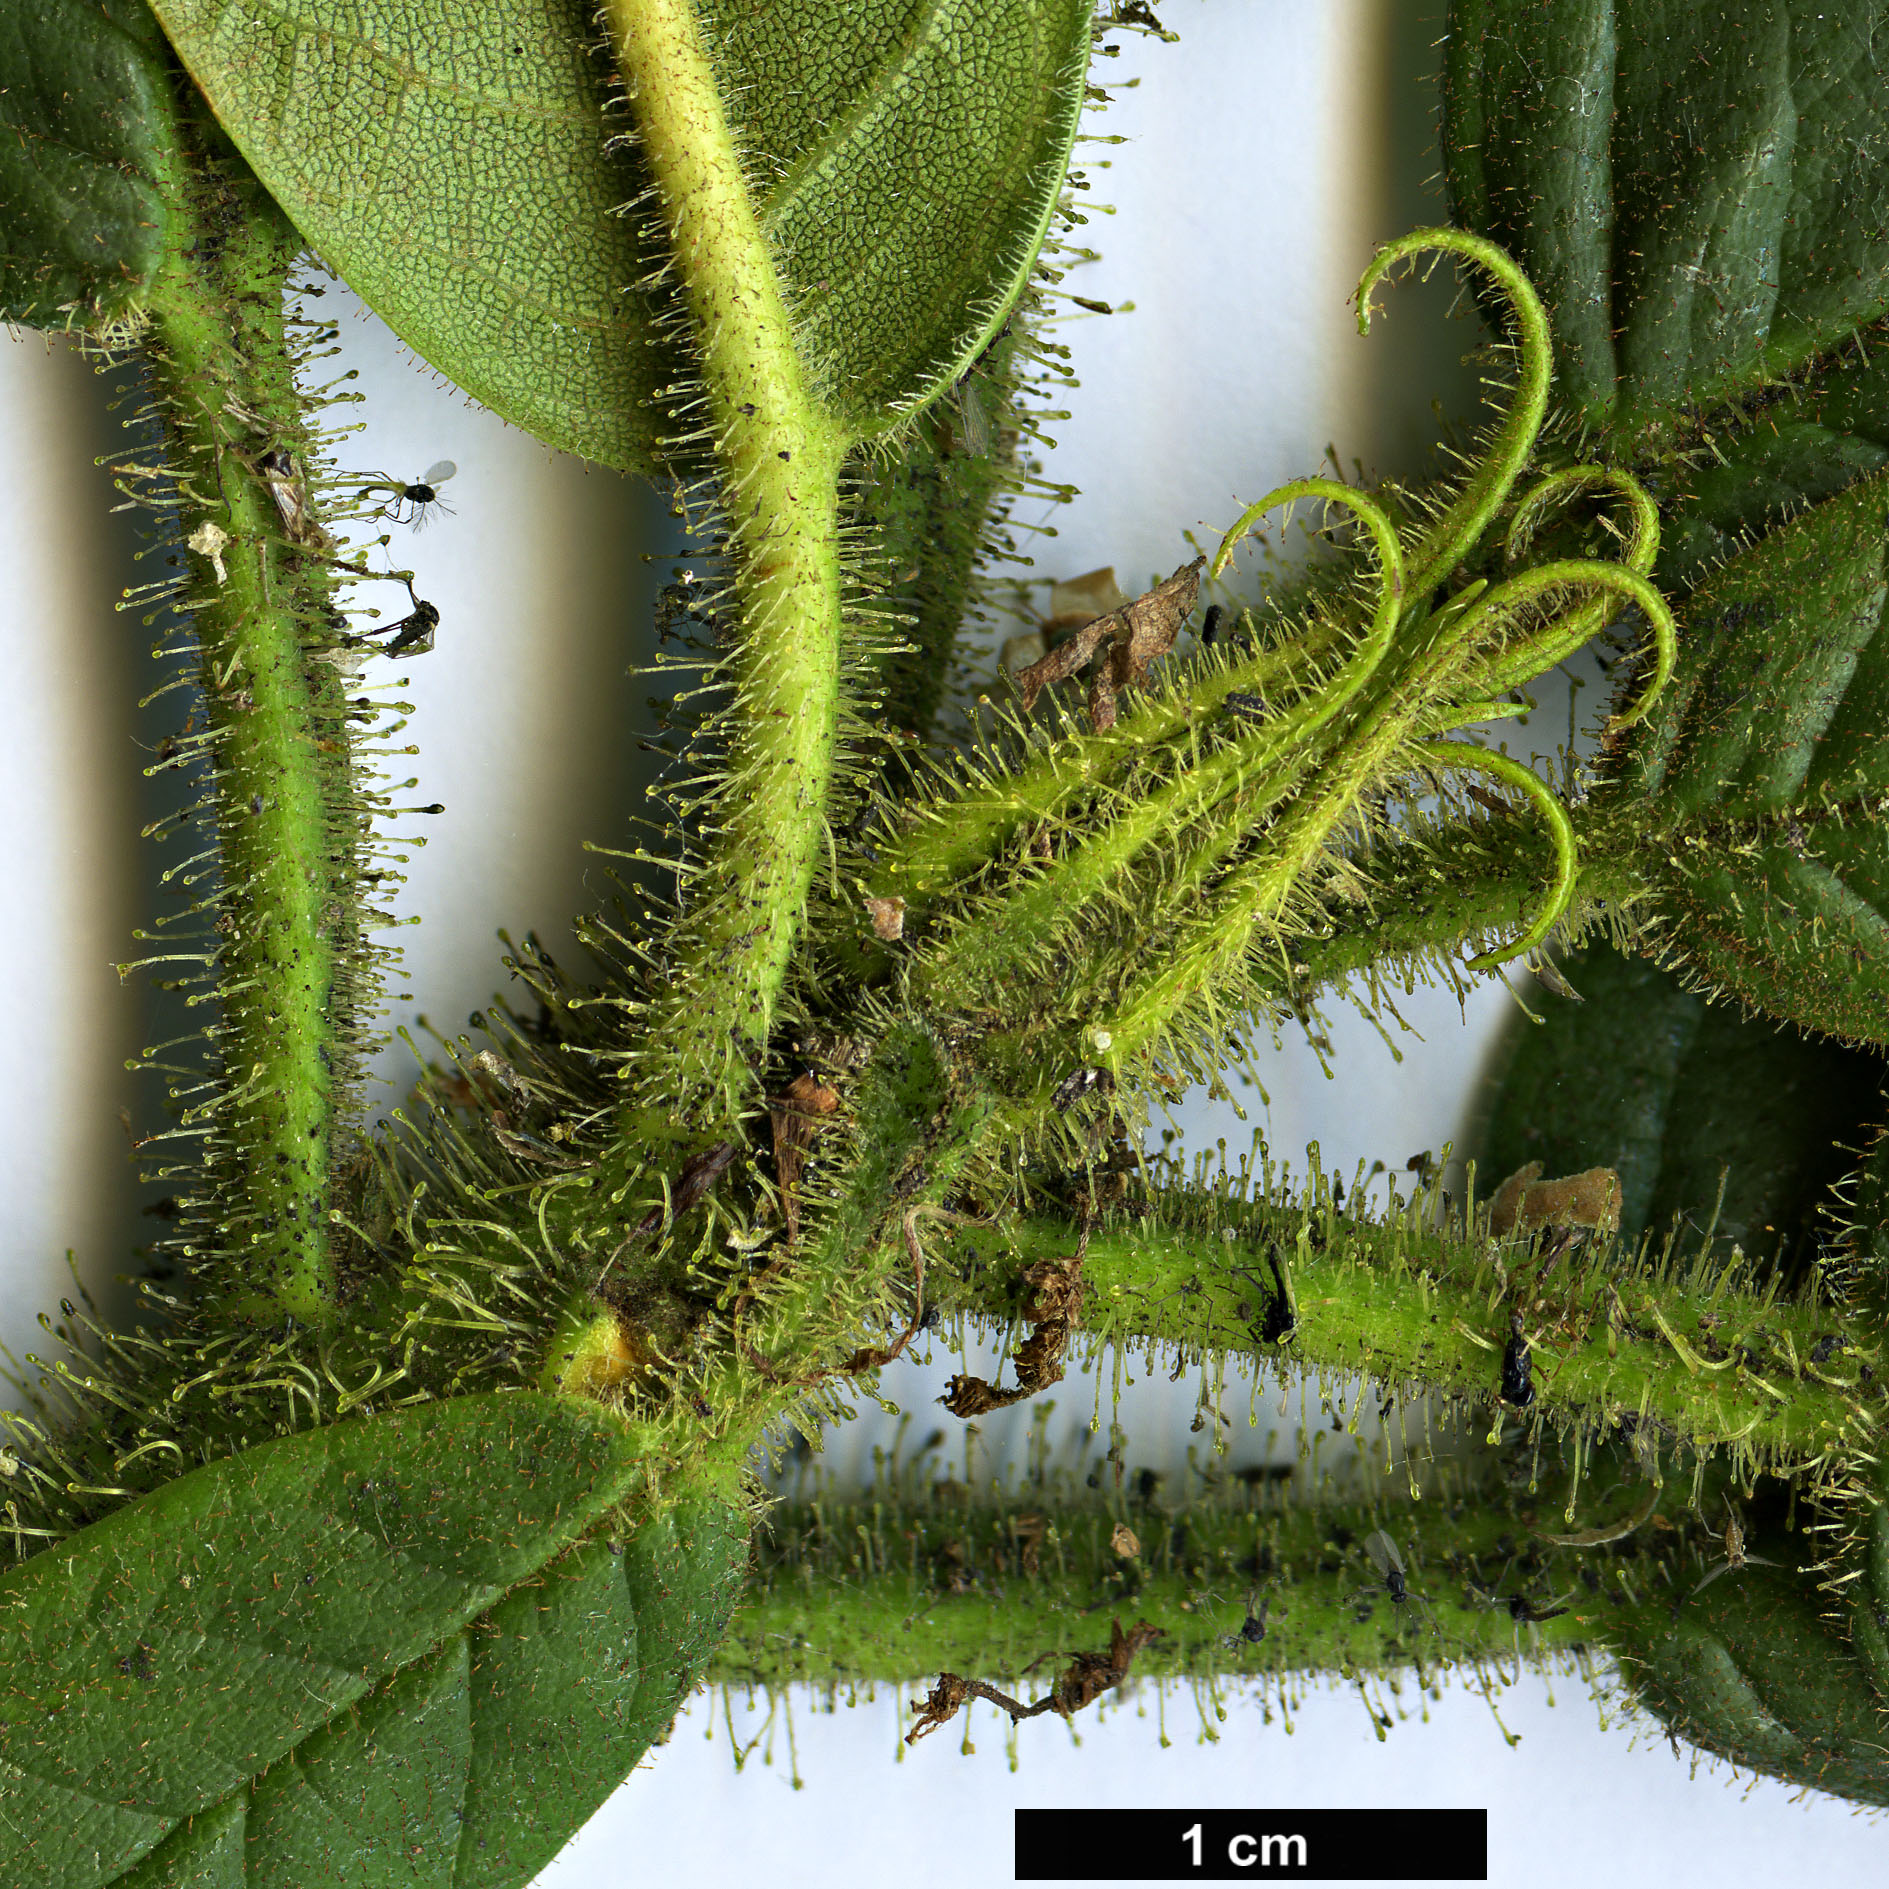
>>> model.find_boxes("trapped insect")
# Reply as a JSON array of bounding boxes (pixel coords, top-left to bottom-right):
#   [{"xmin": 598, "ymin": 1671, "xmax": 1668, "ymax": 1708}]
[
  {"xmin": 1691, "ymin": 1510, "xmax": 1780, "ymax": 1598},
  {"xmin": 358, "ymin": 459, "xmax": 458, "ymax": 527},
  {"xmin": 1500, "ymin": 1312, "xmax": 1535, "ymax": 1409},
  {"xmin": 254, "ymin": 447, "xmax": 329, "ymax": 546},
  {"xmin": 360, "ymin": 578, "xmax": 440, "ymax": 658},
  {"xmin": 1362, "ymin": 1530, "xmax": 1438, "ymax": 1633},
  {"xmin": 1219, "ymin": 1587, "xmax": 1270, "ymax": 1650}
]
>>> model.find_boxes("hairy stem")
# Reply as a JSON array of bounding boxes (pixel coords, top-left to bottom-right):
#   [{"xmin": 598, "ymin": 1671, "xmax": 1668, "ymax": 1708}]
[
  {"xmin": 717, "ymin": 1479, "xmax": 1683, "ymax": 1697},
  {"xmin": 926, "ymin": 1188, "xmax": 1883, "ymax": 1484},
  {"xmin": 607, "ymin": 0, "xmax": 848, "ymax": 1127},
  {"xmin": 133, "ymin": 136, "xmax": 365, "ymax": 1328}
]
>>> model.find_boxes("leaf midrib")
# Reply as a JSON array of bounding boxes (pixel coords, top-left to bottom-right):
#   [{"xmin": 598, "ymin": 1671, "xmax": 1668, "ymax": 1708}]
[{"xmin": 759, "ymin": 0, "xmax": 952, "ymax": 224}]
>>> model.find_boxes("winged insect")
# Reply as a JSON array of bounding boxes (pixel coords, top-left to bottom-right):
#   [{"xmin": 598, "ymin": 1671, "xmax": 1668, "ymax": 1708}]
[
  {"xmin": 358, "ymin": 576, "xmax": 440, "ymax": 658},
  {"xmin": 358, "ymin": 459, "xmax": 458, "ymax": 527},
  {"xmin": 1691, "ymin": 1510, "xmax": 1779, "ymax": 1598},
  {"xmin": 1219, "ymin": 1586, "xmax": 1270, "ymax": 1650},
  {"xmin": 1362, "ymin": 1529, "xmax": 1438, "ymax": 1634}
]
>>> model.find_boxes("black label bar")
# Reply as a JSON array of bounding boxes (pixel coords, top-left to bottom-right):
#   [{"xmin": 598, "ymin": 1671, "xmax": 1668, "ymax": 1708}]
[{"xmin": 1014, "ymin": 1808, "xmax": 1487, "ymax": 1881}]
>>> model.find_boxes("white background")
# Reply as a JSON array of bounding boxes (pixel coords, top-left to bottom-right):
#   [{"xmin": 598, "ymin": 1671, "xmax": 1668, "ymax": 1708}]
[{"xmin": 2, "ymin": 2, "xmax": 1882, "ymax": 1883}]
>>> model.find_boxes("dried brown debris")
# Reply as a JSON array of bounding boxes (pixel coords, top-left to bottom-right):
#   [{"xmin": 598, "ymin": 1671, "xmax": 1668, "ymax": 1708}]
[
  {"xmin": 1488, "ymin": 1162, "xmax": 1621, "ymax": 1238},
  {"xmin": 1012, "ymin": 1512, "xmax": 1046, "ymax": 1577},
  {"xmin": 939, "ymin": 1256, "xmax": 1085, "ymax": 1416},
  {"xmin": 905, "ymin": 1619, "xmax": 1163, "ymax": 1744},
  {"xmin": 630, "ymin": 1139, "xmax": 739, "ymax": 1238},
  {"xmin": 1012, "ymin": 558, "xmax": 1205, "ymax": 731},
  {"xmin": 768, "ymin": 1071, "xmax": 841, "ymax": 1246}
]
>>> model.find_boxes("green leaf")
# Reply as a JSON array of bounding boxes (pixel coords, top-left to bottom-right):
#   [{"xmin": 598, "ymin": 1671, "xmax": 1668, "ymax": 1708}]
[
  {"xmin": 1605, "ymin": 472, "xmax": 1889, "ymax": 1046},
  {"xmin": 1473, "ymin": 940, "xmax": 1881, "ymax": 1267},
  {"xmin": 1620, "ymin": 1563, "xmax": 1889, "ymax": 1806},
  {"xmin": 93, "ymin": 1504, "xmax": 747, "ymax": 1889},
  {"xmin": 0, "ymin": 1393, "xmax": 647, "ymax": 1889},
  {"xmin": 853, "ymin": 330, "xmax": 1019, "ymax": 760},
  {"xmin": 454, "ymin": 1500, "xmax": 746, "ymax": 1889},
  {"xmin": 696, "ymin": 0, "xmax": 1090, "ymax": 439},
  {"xmin": 0, "ymin": 0, "xmax": 182, "ymax": 325},
  {"xmin": 1853, "ymin": 1102, "xmax": 1889, "ymax": 1277},
  {"xmin": 143, "ymin": 0, "xmax": 1092, "ymax": 470},
  {"xmin": 1443, "ymin": 1, "xmax": 1889, "ymax": 441},
  {"xmin": 1648, "ymin": 333, "xmax": 1889, "ymax": 592}
]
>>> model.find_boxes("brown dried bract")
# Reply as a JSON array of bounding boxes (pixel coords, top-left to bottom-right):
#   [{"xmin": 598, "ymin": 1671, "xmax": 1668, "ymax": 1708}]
[
  {"xmin": 768, "ymin": 1071, "xmax": 841, "ymax": 1246},
  {"xmin": 631, "ymin": 1139, "xmax": 740, "ymax": 1238},
  {"xmin": 845, "ymin": 1205, "xmax": 934, "ymax": 1373},
  {"xmin": 1489, "ymin": 1162, "xmax": 1621, "ymax": 1238},
  {"xmin": 939, "ymin": 1256, "xmax": 1085, "ymax": 1416},
  {"xmin": 905, "ymin": 1619, "xmax": 1162, "ymax": 1745},
  {"xmin": 1012, "ymin": 557, "xmax": 1205, "ymax": 731}
]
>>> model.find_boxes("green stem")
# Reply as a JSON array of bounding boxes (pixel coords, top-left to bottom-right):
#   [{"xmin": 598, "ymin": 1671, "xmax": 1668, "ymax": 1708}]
[
  {"xmin": 859, "ymin": 626, "xmax": 1346, "ymax": 940},
  {"xmin": 606, "ymin": 0, "xmax": 848, "ymax": 1127},
  {"xmin": 1360, "ymin": 228, "xmax": 1551, "ymax": 598},
  {"xmin": 1412, "ymin": 741, "xmax": 1577, "ymax": 968},
  {"xmin": 920, "ymin": 696, "xmax": 1333, "ymax": 1011},
  {"xmin": 717, "ymin": 1480, "xmax": 1678, "ymax": 1697},
  {"xmin": 134, "ymin": 132, "xmax": 363, "ymax": 1328},
  {"xmin": 921, "ymin": 482, "xmax": 1409, "ymax": 1009},
  {"xmin": 932, "ymin": 1191, "xmax": 1884, "ymax": 1481}
]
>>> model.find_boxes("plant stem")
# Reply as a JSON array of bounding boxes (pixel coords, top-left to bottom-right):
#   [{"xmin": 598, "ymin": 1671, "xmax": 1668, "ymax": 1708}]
[
  {"xmin": 860, "ymin": 626, "xmax": 1343, "ymax": 949},
  {"xmin": 929, "ymin": 1188, "xmax": 1884, "ymax": 1484},
  {"xmin": 716, "ymin": 1479, "xmax": 1678, "ymax": 1696},
  {"xmin": 133, "ymin": 133, "xmax": 365, "ymax": 1328},
  {"xmin": 606, "ymin": 0, "xmax": 848, "ymax": 1129}
]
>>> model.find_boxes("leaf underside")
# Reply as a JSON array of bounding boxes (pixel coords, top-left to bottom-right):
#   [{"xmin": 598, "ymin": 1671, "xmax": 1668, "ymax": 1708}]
[
  {"xmin": 145, "ymin": 0, "xmax": 1094, "ymax": 470},
  {"xmin": 1620, "ymin": 1562, "xmax": 1889, "ymax": 1808},
  {"xmin": 0, "ymin": 1394, "xmax": 749, "ymax": 1889},
  {"xmin": 1604, "ymin": 473, "xmax": 1889, "ymax": 1045},
  {"xmin": 1474, "ymin": 939, "xmax": 1882, "ymax": 1264},
  {"xmin": 0, "ymin": 0, "xmax": 177, "ymax": 323},
  {"xmin": 1444, "ymin": 0, "xmax": 1889, "ymax": 440}
]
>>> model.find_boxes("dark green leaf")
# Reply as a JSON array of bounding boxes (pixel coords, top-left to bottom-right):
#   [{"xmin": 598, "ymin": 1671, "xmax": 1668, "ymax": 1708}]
[
  {"xmin": 1604, "ymin": 473, "xmax": 1889, "ymax": 1045},
  {"xmin": 1473, "ymin": 940, "xmax": 1880, "ymax": 1266},
  {"xmin": 143, "ymin": 0, "xmax": 1092, "ymax": 469},
  {"xmin": 1619, "ymin": 1562, "xmax": 1889, "ymax": 1807},
  {"xmin": 853, "ymin": 329, "xmax": 1018, "ymax": 761},
  {"xmin": 0, "ymin": 0, "xmax": 182, "ymax": 324},
  {"xmin": 455, "ymin": 1500, "xmax": 746, "ymax": 1889},
  {"xmin": 1444, "ymin": 1, "xmax": 1889, "ymax": 441},
  {"xmin": 1855, "ymin": 1104, "xmax": 1889, "ymax": 1275},
  {"xmin": 93, "ymin": 1503, "xmax": 747, "ymax": 1889},
  {"xmin": 1647, "ymin": 334, "xmax": 1889, "ymax": 592},
  {"xmin": 0, "ymin": 1393, "xmax": 646, "ymax": 1888}
]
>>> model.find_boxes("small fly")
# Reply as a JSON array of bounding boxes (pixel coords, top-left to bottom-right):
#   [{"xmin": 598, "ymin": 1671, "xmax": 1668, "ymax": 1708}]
[
  {"xmin": 359, "ymin": 460, "xmax": 458, "ymax": 528},
  {"xmin": 1363, "ymin": 1529, "xmax": 1437, "ymax": 1633},
  {"xmin": 360, "ymin": 578, "xmax": 439, "ymax": 658},
  {"xmin": 1219, "ymin": 1586, "xmax": 1270, "ymax": 1650}
]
